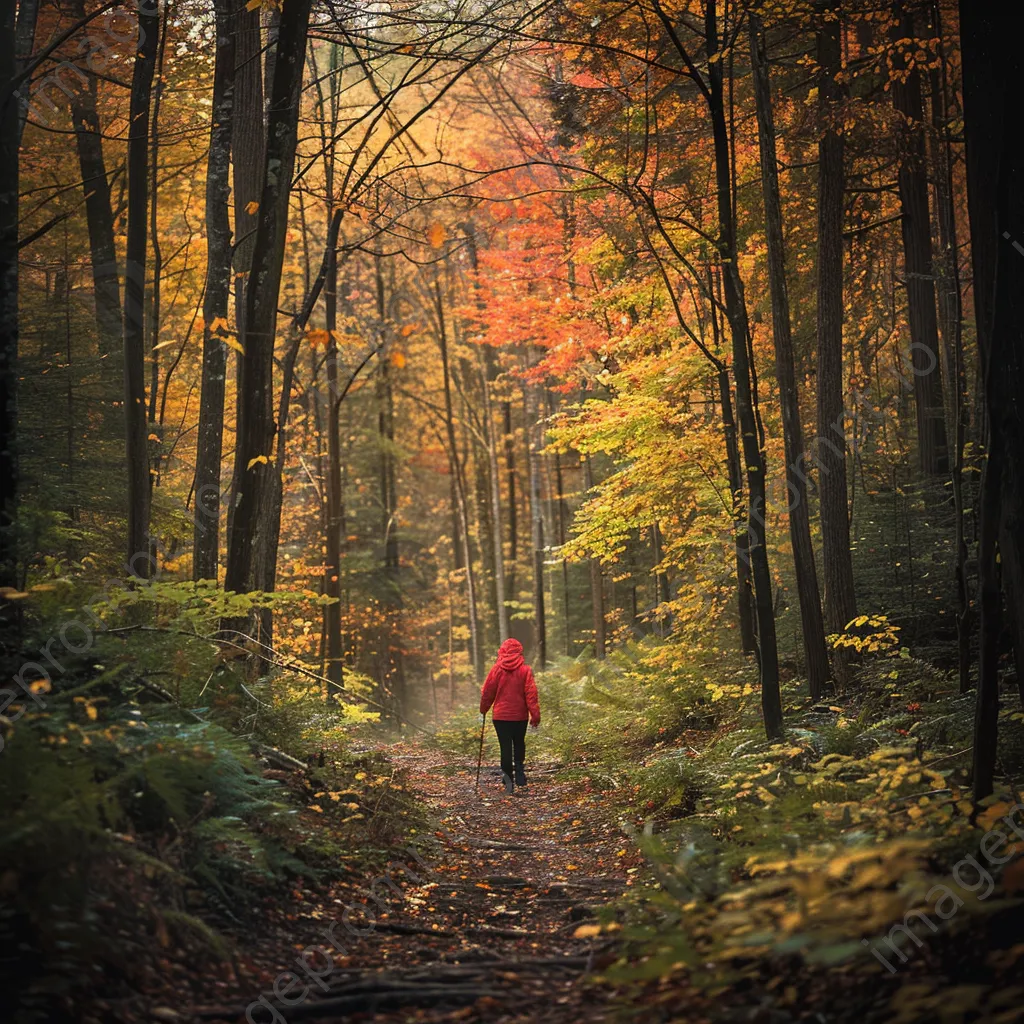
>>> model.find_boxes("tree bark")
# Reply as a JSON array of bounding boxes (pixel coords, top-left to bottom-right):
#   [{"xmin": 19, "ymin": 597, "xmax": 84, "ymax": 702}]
[
  {"xmin": 68, "ymin": 0, "xmax": 120, "ymax": 361},
  {"xmin": 960, "ymin": 0, "xmax": 1024, "ymax": 799},
  {"xmin": 890, "ymin": 2, "xmax": 948, "ymax": 477},
  {"xmin": 815, "ymin": 2, "xmax": 857, "ymax": 676},
  {"xmin": 0, "ymin": 1, "xmax": 35, "ymax": 587},
  {"xmin": 528, "ymin": 387, "xmax": 546, "ymax": 667},
  {"xmin": 193, "ymin": 0, "xmax": 236, "ymax": 581},
  {"xmin": 122, "ymin": 0, "xmax": 159, "ymax": 576},
  {"xmin": 703, "ymin": 0, "xmax": 782, "ymax": 735},
  {"xmin": 225, "ymin": 0, "xmax": 311, "ymax": 597},
  {"xmin": 480, "ymin": 351, "xmax": 510, "ymax": 643},
  {"xmin": 927, "ymin": 5, "xmax": 970, "ymax": 692},
  {"xmin": 750, "ymin": 12, "xmax": 830, "ymax": 699},
  {"xmin": 436, "ymin": 281, "xmax": 482, "ymax": 676},
  {"xmin": 324, "ymin": 237, "xmax": 345, "ymax": 695},
  {"xmin": 583, "ymin": 457, "xmax": 606, "ymax": 659}
]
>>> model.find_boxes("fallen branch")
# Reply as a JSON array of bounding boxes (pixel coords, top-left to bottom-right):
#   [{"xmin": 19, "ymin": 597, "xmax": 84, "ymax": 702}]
[
  {"xmin": 193, "ymin": 957, "xmax": 591, "ymax": 1020},
  {"xmin": 371, "ymin": 920, "xmax": 542, "ymax": 940}
]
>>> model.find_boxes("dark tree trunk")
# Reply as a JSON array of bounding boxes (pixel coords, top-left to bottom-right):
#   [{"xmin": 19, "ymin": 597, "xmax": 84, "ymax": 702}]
[
  {"xmin": 436, "ymin": 282, "xmax": 481, "ymax": 676},
  {"xmin": 583, "ymin": 457, "xmax": 606, "ymax": 659},
  {"xmin": 0, "ymin": 0, "xmax": 36, "ymax": 588},
  {"xmin": 750, "ymin": 12, "xmax": 830, "ymax": 699},
  {"xmin": 528, "ymin": 388, "xmax": 546, "ymax": 667},
  {"xmin": 927, "ymin": 5, "xmax": 970, "ymax": 693},
  {"xmin": 714, "ymin": 371, "xmax": 756, "ymax": 653},
  {"xmin": 225, "ymin": 0, "xmax": 311, "ymax": 597},
  {"xmin": 815, "ymin": 3, "xmax": 857, "ymax": 674},
  {"xmin": 194, "ymin": 0, "xmax": 236, "ymax": 581},
  {"xmin": 227, "ymin": 0, "xmax": 264, "ymax": 547},
  {"xmin": 504, "ymin": 399, "xmax": 517, "ymax": 600},
  {"xmin": 960, "ymin": 0, "xmax": 1024, "ymax": 799},
  {"xmin": 891, "ymin": 3, "xmax": 948, "ymax": 477},
  {"xmin": 324, "ymin": 231, "xmax": 344, "ymax": 695},
  {"xmin": 68, "ymin": 0, "xmax": 120, "ymax": 361},
  {"xmin": 553, "ymin": 447, "xmax": 571, "ymax": 656},
  {"xmin": 704, "ymin": 1, "xmax": 782, "ymax": 736},
  {"xmin": 122, "ymin": 1, "xmax": 159, "ymax": 576}
]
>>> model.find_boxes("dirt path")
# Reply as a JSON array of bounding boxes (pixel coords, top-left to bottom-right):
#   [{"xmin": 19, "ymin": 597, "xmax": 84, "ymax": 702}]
[{"xmin": 193, "ymin": 743, "xmax": 640, "ymax": 1023}]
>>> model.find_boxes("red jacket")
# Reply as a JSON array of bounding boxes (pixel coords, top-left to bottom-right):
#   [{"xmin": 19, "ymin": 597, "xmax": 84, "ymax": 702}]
[{"xmin": 479, "ymin": 638, "xmax": 540, "ymax": 726}]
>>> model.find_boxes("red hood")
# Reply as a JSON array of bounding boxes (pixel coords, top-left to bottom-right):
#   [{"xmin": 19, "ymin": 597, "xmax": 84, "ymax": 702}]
[{"xmin": 495, "ymin": 638, "xmax": 524, "ymax": 671}]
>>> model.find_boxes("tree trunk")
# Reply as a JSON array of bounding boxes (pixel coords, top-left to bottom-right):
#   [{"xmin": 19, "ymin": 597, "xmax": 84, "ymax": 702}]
[
  {"xmin": 193, "ymin": 0, "xmax": 236, "ymax": 581},
  {"xmin": 226, "ymin": 0, "xmax": 264, "ymax": 549},
  {"xmin": 504, "ymin": 399, "xmax": 517, "ymax": 601},
  {"xmin": 928, "ymin": 5, "xmax": 970, "ymax": 692},
  {"xmin": 436, "ymin": 282, "xmax": 481, "ymax": 676},
  {"xmin": 225, "ymin": 0, "xmax": 311, "ymax": 598},
  {"xmin": 480, "ymin": 351, "xmax": 510, "ymax": 642},
  {"xmin": 959, "ymin": 0, "xmax": 1024, "ymax": 799},
  {"xmin": 705, "ymin": 1, "xmax": 782, "ymax": 736},
  {"xmin": 528, "ymin": 387, "xmax": 546, "ymax": 667},
  {"xmin": 890, "ymin": 2, "xmax": 948, "ymax": 477},
  {"xmin": 68, "ymin": 0, "xmax": 120, "ymax": 361},
  {"xmin": 750, "ymin": 12, "xmax": 830, "ymax": 699},
  {"xmin": 324, "ymin": 239, "xmax": 344, "ymax": 695},
  {"xmin": 122, "ymin": 1, "xmax": 159, "ymax": 576},
  {"xmin": 706, "ymin": 264, "xmax": 755, "ymax": 653},
  {"xmin": 0, "ymin": 0, "xmax": 35, "ymax": 588},
  {"xmin": 583, "ymin": 457, "xmax": 606, "ymax": 659},
  {"xmin": 815, "ymin": 3, "xmax": 857, "ymax": 675},
  {"xmin": 554, "ymin": 447, "xmax": 571, "ymax": 656}
]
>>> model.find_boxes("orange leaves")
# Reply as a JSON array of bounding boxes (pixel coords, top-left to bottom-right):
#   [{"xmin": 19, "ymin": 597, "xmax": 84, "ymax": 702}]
[{"xmin": 426, "ymin": 222, "xmax": 447, "ymax": 247}]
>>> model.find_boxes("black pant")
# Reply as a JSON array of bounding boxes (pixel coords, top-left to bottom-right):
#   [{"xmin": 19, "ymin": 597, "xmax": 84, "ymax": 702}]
[{"xmin": 492, "ymin": 719, "xmax": 527, "ymax": 779}]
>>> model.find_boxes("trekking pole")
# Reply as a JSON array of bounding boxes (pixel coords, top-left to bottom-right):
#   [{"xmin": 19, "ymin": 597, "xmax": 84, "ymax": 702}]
[{"xmin": 474, "ymin": 712, "xmax": 486, "ymax": 793}]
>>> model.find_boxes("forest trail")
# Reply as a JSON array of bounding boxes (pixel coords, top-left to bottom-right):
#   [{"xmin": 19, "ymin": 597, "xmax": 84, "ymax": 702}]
[{"xmin": 194, "ymin": 743, "xmax": 638, "ymax": 1024}]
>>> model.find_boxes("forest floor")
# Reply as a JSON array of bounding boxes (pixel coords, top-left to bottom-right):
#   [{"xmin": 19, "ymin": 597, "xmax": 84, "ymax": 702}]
[{"xmin": 174, "ymin": 742, "xmax": 641, "ymax": 1024}]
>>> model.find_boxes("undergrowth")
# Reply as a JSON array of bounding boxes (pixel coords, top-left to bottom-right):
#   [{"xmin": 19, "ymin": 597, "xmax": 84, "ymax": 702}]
[
  {"xmin": 0, "ymin": 581, "xmax": 424, "ymax": 1020},
  {"xmin": 431, "ymin": 627, "xmax": 1024, "ymax": 1018}
]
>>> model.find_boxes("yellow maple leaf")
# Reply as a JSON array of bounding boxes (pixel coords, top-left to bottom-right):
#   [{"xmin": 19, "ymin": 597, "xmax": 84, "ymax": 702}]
[
  {"xmin": 247, "ymin": 455, "xmax": 269, "ymax": 470},
  {"xmin": 573, "ymin": 923, "xmax": 601, "ymax": 938}
]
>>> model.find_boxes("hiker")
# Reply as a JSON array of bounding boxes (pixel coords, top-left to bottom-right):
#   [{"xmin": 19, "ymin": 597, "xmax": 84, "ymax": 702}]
[{"xmin": 479, "ymin": 637, "xmax": 540, "ymax": 795}]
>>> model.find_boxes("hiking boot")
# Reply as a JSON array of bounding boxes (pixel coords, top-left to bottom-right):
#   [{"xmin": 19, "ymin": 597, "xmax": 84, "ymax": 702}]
[
  {"xmin": 514, "ymin": 767, "xmax": 527, "ymax": 788},
  {"xmin": 501, "ymin": 772, "xmax": 514, "ymax": 795}
]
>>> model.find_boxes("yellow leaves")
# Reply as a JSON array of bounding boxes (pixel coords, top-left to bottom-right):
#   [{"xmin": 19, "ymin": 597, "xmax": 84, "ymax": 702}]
[
  {"xmin": 573, "ymin": 923, "xmax": 602, "ymax": 938},
  {"xmin": 245, "ymin": 0, "xmax": 261, "ymax": 10},
  {"xmin": 247, "ymin": 455, "xmax": 269, "ymax": 470},
  {"xmin": 0, "ymin": 586, "xmax": 30, "ymax": 600},
  {"xmin": 426, "ymin": 222, "xmax": 446, "ymax": 247},
  {"xmin": 390, "ymin": 348, "xmax": 407, "ymax": 369},
  {"xmin": 245, "ymin": 201, "xmax": 259, "ymax": 214},
  {"xmin": 400, "ymin": 323, "xmax": 418, "ymax": 337},
  {"xmin": 306, "ymin": 328, "xmax": 331, "ymax": 349},
  {"xmin": 977, "ymin": 801, "xmax": 1014, "ymax": 832}
]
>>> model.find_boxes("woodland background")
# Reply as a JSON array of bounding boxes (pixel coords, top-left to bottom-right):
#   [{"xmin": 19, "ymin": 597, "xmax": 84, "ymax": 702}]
[{"xmin": 2, "ymin": 1, "xmax": 1024, "ymax": 1020}]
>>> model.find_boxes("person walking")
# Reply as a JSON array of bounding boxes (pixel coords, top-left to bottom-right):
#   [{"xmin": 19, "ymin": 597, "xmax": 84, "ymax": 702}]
[{"xmin": 479, "ymin": 637, "xmax": 540, "ymax": 795}]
